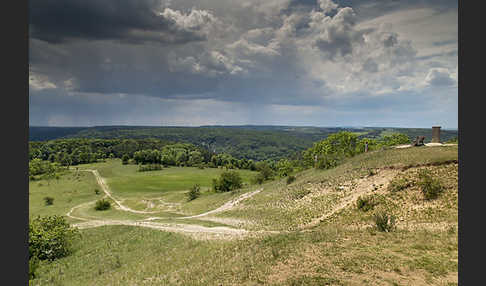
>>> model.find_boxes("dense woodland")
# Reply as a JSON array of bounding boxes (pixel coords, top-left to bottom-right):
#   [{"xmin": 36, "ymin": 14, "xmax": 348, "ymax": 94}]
[
  {"xmin": 28, "ymin": 128, "xmax": 442, "ymax": 183},
  {"xmin": 29, "ymin": 126, "xmax": 458, "ymax": 162}
]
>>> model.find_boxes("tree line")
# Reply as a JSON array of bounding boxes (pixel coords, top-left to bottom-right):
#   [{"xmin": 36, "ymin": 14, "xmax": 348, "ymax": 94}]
[{"xmin": 28, "ymin": 132, "xmax": 411, "ymax": 182}]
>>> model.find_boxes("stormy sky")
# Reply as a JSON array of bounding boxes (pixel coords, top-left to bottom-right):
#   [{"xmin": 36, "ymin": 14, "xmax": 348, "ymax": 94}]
[{"xmin": 29, "ymin": 0, "xmax": 458, "ymax": 128}]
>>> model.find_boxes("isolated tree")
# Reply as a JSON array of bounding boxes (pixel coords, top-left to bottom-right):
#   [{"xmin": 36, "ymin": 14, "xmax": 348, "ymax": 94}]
[
  {"xmin": 213, "ymin": 171, "xmax": 243, "ymax": 192},
  {"xmin": 121, "ymin": 154, "xmax": 130, "ymax": 165}
]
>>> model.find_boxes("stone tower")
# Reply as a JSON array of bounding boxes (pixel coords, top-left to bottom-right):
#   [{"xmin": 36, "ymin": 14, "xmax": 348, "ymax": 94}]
[{"xmin": 431, "ymin": 126, "xmax": 441, "ymax": 143}]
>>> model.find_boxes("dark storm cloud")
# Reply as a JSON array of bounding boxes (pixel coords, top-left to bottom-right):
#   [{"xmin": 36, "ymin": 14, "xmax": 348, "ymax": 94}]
[
  {"xmin": 28, "ymin": 0, "xmax": 458, "ymax": 128},
  {"xmin": 29, "ymin": 0, "xmax": 209, "ymax": 44}
]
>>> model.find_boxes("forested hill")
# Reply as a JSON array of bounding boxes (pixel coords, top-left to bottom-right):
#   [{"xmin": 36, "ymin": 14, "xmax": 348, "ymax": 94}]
[{"xmin": 29, "ymin": 126, "xmax": 458, "ymax": 161}]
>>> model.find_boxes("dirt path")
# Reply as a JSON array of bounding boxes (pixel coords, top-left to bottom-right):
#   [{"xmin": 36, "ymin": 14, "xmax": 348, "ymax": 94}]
[
  {"xmin": 81, "ymin": 169, "xmax": 160, "ymax": 214},
  {"xmin": 72, "ymin": 219, "xmax": 249, "ymax": 240},
  {"xmin": 71, "ymin": 165, "xmax": 452, "ymax": 239},
  {"xmin": 300, "ymin": 168, "xmax": 399, "ymax": 230},
  {"xmin": 69, "ymin": 170, "xmax": 264, "ymax": 238},
  {"xmin": 180, "ymin": 188, "xmax": 263, "ymax": 219}
]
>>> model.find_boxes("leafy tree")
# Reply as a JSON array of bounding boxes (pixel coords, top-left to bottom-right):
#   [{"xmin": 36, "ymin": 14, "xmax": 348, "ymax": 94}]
[
  {"xmin": 121, "ymin": 154, "xmax": 130, "ymax": 165},
  {"xmin": 380, "ymin": 133, "xmax": 410, "ymax": 146},
  {"xmin": 276, "ymin": 159, "xmax": 293, "ymax": 177},
  {"xmin": 213, "ymin": 171, "xmax": 243, "ymax": 192},
  {"xmin": 303, "ymin": 131, "xmax": 358, "ymax": 169},
  {"xmin": 188, "ymin": 151, "xmax": 203, "ymax": 166},
  {"xmin": 256, "ymin": 161, "xmax": 275, "ymax": 181}
]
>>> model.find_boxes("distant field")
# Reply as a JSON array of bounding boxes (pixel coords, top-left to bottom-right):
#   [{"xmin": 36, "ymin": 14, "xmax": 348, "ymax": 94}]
[{"xmin": 89, "ymin": 161, "xmax": 256, "ymax": 196}]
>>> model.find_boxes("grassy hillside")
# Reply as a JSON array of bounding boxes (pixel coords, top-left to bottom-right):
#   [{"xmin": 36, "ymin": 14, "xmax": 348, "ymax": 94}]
[{"xmin": 29, "ymin": 146, "xmax": 458, "ymax": 285}]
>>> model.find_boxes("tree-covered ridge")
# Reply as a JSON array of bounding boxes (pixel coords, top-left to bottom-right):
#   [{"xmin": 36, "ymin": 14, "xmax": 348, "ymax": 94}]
[
  {"xmin": 28, "ymin": 126, "xmax": 369, "ymax": 161},
  {"xmin": 29, "ymin": 126, "xmax": 458, "ymax": 162},
  {"xmin": 28, "ymin": 138, "xmax": 257, "ymax": 173}
]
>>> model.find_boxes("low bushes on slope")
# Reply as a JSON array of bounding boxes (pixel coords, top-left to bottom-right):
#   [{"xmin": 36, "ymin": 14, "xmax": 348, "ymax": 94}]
[{"xmin": 29, "ymin": 215, "xmax": 80, "ymax": 279}]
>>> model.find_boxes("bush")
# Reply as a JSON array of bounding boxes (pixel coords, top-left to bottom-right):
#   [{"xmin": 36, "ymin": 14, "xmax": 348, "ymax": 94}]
[
  {"xmin": 29, "ymin": 215, "xmax": 79, "ymax": 261},
  {"xmin": 380, "ymin": 133, "xmax": 410, "ymax": 147},
  {"xmin": 356, "ymin": 195, "xmax": 377, "ymax": 212},
  {"xmin": 445, "ymin": 137, "xmax": 458, "ymax": 144},
  {"xmin": 257, "ymin": 163, "xmax": 275, "ymax": 181},
  {"xmin": 138, "ymin": 164, "xmax": 162, "ymax": 172},
  {"xmin": 29, "ymin": 256, "xmax": 39, "ymax": 280},
  {"xmin": 187, "ymin": 184, "xmax": 201, "ymax": 201},
  {"xmin": 417, "ymin": 169, "xmax": 443, "ymax": 200},
  {"xmin": 290, "ymin": 187, "xmax": 311, "ymax": 200},
  {"xmin": 387, "ymin": 177, "xmax": 412, "ymax": 192},
  {"xmin": 43, "ymin": 196, "xmax": 54, "ymax": 206},
  {"xmin": 373, "ymin": 211, "xmax": 396, "ymax": 232},
  {"xmin": 251, "ymin": 172, "xmax": 265, "ymax": 185},
  {"xmin": 213, "ymin": 171, "xmax": 243, "ymax": 192},
  {"xmin": 121, "ymin": 154, "xmax": 130, "ymax": 165},
  {"xmin": 94, "ymin": 199, "xmax": 111, "ymax": 211},
  {"xmin": 316, "ymin": 154, "xmax": 341, "ymax": 169},
  {"xmin": 286, "ymin": 175, "xmax": 296, "ymax": 185}
]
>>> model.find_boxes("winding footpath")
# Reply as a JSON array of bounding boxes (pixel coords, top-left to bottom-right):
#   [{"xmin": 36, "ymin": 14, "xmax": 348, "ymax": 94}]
[
  {"xmin": 68, "ymin": 161, "xmax": 456, "ymax": 239},
  {"xmin": 68, "ymin": 169, "xmax": 263, "ymax": 239}
]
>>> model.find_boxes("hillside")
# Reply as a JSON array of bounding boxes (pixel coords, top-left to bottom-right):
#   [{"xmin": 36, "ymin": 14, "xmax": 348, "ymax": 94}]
[{"xmin": 29, "ymin": 145, "xmax": 458, "ymax": 285}]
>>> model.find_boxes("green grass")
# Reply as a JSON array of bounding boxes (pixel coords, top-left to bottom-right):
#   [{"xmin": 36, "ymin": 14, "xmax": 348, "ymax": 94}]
[
  {"xmin": 29, "ymin": 169, "xmax": 101, "ymax": 223},
  {"xmin": 30, "ymin": 223, "xmax": 457, "ymax": 285},
  {"xmin": 30, "ymin": 147, "xmax": 458, "ymax": 285},
  {"xmin": 79, "ymin": 160, "xmax": 256, "ymax": 195},
  {"xmin": 217, "ymin": 146, "xmax": 458, "ymax": 231}
]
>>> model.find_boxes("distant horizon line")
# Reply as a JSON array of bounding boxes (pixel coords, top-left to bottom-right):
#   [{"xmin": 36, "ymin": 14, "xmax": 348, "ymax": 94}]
[{"xmin": 29, "ymin": 124, "xmax": 459, "ymax": 130}]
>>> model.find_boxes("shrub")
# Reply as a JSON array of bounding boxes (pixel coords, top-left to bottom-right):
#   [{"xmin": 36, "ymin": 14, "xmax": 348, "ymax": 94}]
[
  {"xmin": 187, "ymin": 184, "xmax": 201, "ymax": 201},
  {"xmin": 94, "ymin": 199, "xmax": 111, "ymax": 211},
  {"xmin": 213, "ymin": 171, "xmax": 243, "ymax": 192},
  {"xmin": 121, "ymin": 154, "xmax": 130, "ymax": 165},
  {"xmin": 257, "ymin": 163, "xmax": 275, "ymax": 181},
  {"xmin": 138, "ymin": 164, "xmax": 162, "ymax": 172},
  {"xmin": 417, "ymin": 169, "xmax": 443, "ymax": 200},
  {"xmin": 445, "ymin": 137, "xmax": 458, "ymax": 144},
  {"xmin": 373, "ymin": 211, "xmax": 396, "ymax": 232},
  {"xmin": 316, "ymin": 155, "xmax": 341, "ymax": 169},
  {"xmin": 290, "ymin": 187, "xmax": 311, "ymax": 200},
  {"xmin": 251, "ymin": 172, "xmax": 265, "ymax": 185},
  {"xmin": 356, "ymin": 195, "xmax": 377, "ymax": 212},
  {"xmin": 43, "ymin": 196, "xmax": 54, "ymax": 206},
  {"xmin": 286, "ymin": 175, "xmax": 296, "ymax": 185},
  {"xmin": 29, "ymin": 215, "xmax": 79, "ymax": 261},
  {"xmin": 29, "ymin": 256, "xmax": 39, "ymax": 280},
  {"xmin": 387, "ymin": 176, "xmax": 412, "ymax": 192},
  {"xmin": 379, "ymin": 133, "xmax": 410, "ymax": 147}
]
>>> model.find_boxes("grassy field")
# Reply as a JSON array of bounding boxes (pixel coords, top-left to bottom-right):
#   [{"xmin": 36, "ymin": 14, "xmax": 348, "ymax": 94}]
[
  {"xmin": 30, "ymin": 159, "xmax": 259, "ymax": 220},
  {"xmin": 29, "ymin": 169, "xmax": 101, "ymax": 223},
  {"xmin": 30, "ymin": 146, "xmax": 458, "ymax": 285},
  {"xmin": 79, "ymin": 160, "xmax": 256, "ymax": 195}
]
